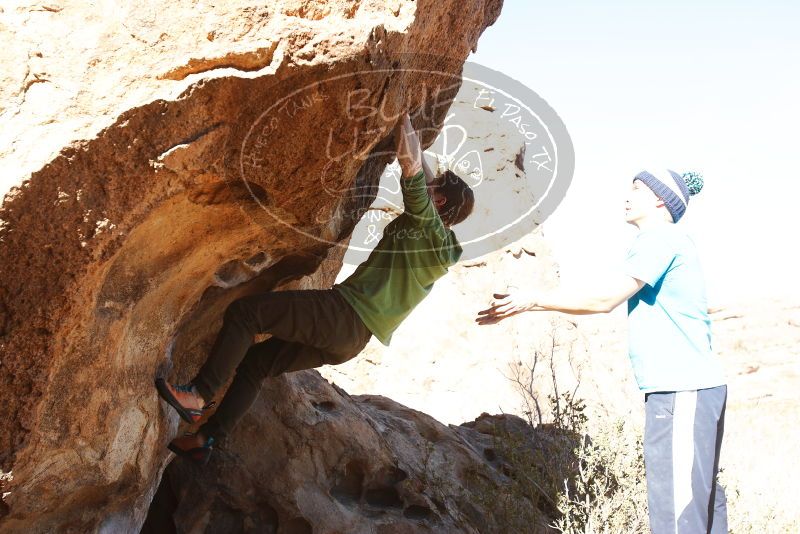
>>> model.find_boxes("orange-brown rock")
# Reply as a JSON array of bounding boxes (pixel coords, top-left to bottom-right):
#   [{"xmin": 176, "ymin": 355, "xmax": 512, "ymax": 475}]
[{"xmin": 0, "ymin": 0, "xmax": 505, "ymax": 531}]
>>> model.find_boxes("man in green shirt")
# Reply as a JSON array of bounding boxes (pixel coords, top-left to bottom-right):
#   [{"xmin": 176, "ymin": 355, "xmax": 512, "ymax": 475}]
[{"xmin": 155, "ymin": 112, "xmax": 474, "ymax": 463}]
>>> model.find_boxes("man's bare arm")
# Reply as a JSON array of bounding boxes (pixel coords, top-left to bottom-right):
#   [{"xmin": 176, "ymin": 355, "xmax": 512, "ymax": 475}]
[
  {"xmin": 529, "ymin": 275, "xmax": 645, "ymax": 313},
  {"xmin": 476, "ymin": 274, "xmax": 646, "ymax": 325}
]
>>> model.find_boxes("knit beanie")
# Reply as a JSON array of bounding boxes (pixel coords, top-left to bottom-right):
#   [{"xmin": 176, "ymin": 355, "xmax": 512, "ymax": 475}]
[{"xmin": 633, "ymin": 169, "xmax": 704, "ymax": 223}]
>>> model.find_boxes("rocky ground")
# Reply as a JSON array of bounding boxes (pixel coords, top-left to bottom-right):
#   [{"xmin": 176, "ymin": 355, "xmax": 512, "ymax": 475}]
[{"xmin": 709, "ymin": 299, "xmax": 800, "ymax": 531}]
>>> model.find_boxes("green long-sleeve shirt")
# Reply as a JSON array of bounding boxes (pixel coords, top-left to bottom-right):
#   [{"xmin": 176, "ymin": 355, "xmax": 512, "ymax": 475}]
[{"xmin": 333, "ymin": 170, "xmax": 463, "ymax": 345}]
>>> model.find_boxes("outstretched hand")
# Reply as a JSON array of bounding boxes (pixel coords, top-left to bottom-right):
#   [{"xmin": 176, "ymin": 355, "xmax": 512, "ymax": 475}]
[
  {"xmin": 395, "ymin": 112, "xmax": 423, "ymax": 178},
  {"xmin": 475, "ymin": 291, "xmax": 536, "ymax": 325}
]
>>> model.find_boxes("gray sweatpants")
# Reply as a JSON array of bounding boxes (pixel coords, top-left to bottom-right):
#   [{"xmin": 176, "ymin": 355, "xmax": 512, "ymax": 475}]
[{"xmin": 644, "ymin": 385, "xmax": 728, "ymax": 534}]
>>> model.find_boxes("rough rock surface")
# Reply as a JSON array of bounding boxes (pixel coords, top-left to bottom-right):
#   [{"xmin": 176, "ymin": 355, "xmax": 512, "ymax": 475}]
[
  {"xmin": 0, "ymin": 0, "xmax": 504, "ymax": 531},
  {"xmin": 141, "ymin": 371, "xmax": 552, "ymax": 534}
]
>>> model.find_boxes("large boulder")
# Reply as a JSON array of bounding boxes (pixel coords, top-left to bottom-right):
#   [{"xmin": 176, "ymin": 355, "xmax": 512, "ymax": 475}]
[
  {"xmin": 141, "ymin": 371, "xmax": 554, "ymax": 534},
  {"xmin": 0, "ymin": 0, "xmax": 503, "ymax": 530}
]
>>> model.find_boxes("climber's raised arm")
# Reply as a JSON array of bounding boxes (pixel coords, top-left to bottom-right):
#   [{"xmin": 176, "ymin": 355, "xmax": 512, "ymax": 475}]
[
  {"xmin": 420, "ymin": 151, "xmax": 437, "ymax": 186},
  {"xmin": 395, "ymin": 112, "xmax": 423, "ymax": 179}
]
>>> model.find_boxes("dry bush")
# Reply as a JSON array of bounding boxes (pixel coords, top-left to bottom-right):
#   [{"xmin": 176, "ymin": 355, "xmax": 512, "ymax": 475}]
[{"xmin": 483, "ymin": 329, "xmax": 649, "ymax": 533}]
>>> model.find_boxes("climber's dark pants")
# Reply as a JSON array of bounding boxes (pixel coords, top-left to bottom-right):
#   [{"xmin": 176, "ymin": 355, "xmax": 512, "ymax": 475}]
[{"xmin": 192, "ymin": 288, "xmax": 372, "ymax": 441}]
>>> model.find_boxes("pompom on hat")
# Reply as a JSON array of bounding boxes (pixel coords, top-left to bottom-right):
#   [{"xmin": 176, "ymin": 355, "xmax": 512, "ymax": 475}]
[{"xmin": 633, "ymin": 169, "xmax": 704, "ymax": 223}]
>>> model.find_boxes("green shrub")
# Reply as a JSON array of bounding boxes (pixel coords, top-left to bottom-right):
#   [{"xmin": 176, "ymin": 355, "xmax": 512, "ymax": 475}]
[{"xmin": 483, "ymin": 334, "xmax": 650, "ymax": 533}]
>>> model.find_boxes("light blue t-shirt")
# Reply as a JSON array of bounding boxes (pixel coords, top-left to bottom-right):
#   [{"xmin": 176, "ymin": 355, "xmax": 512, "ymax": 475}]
[{"xmin": 623, "ymin": 223, "xmax": 726, "ymax": 393}]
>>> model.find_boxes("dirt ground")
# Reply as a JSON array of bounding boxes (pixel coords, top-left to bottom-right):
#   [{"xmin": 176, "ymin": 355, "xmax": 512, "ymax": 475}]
[{"xmin": 707, "ymin": 299, "xmax": 800, "ymax": 532}]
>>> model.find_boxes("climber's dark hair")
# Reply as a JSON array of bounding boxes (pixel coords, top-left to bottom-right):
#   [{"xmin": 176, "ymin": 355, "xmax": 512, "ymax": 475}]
[{"xmin": 432, "ymin": 170, "xmax": 475, "ymax": 227}]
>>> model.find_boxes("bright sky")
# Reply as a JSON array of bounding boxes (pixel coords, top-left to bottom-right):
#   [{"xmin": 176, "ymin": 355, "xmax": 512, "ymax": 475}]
[{"xmin": 469, "ymin": 1, "xmax": 800, "ymax": 305}]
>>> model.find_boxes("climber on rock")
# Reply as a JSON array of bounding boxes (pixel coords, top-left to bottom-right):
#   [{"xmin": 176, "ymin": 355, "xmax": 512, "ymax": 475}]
[
  {"xmin": 155, "ymin": 111, "xmax": 474, "ymax": 464},
  {"xmin": 475, "ymin": 169, "xmax": 728, "ymax": 534}
]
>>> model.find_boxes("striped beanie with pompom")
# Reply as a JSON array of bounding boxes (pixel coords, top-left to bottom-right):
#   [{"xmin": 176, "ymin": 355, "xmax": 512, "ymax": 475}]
[{"xmin": 634, "ymin": 169, "xmax": 704, "ymax": 223}]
